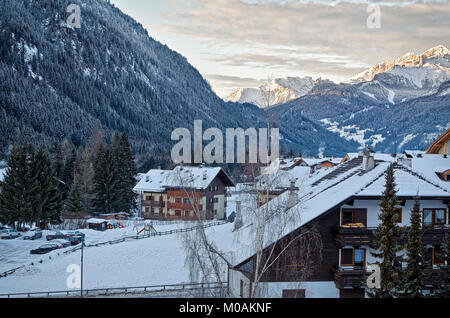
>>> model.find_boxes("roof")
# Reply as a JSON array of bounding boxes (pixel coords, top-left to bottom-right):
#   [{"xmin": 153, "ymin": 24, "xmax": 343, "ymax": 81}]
[
  {"xmin": 133, "ymin": 166, "xmax": 235, "ymax": 192},
  {"xmin": 427, "ymin": 128, "xmax": 450, "ymax": 154},
  {"xmin": 224, "ymin": 157, "xmax": 450, "ymax": 267},
  {"xmin": 87, "ymin": 218, "xmax": 108, "ymax": 224}
]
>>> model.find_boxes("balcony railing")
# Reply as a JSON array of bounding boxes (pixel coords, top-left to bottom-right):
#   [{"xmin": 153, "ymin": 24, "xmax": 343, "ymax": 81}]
[
  {"xmin": 334, "ymin": 267, "xmax": 443, "ymax": 289},
  {"xmin": 334, "ymin": 225, "xmax": 449, "ymax": 248},
  {"xmin": 334, "ymin": 268, "xmax": 366, "ymax": 289},
  {"xmin": 141, "ymin": 200, "xmax": 165, "ymax": 208}
]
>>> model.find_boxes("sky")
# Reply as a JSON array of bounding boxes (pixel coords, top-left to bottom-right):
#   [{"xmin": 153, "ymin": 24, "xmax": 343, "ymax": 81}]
[{"xmin": 109, "ymin": 0, "xmax": 450, "ymax": 98}]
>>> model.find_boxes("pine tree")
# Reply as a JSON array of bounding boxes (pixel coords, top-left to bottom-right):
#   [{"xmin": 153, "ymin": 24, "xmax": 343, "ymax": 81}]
[
  {"xmin": 367, "ymin": 164, "xmax": 405, "ymax": 298},
  {"xmin": 74, "ymin": 147, "xmax": 96, "ymax": 213},
  {"xmin": 435, "ymin": 233, "xmax": 450, "ymax": 298},
  {"xmin": 30, "ymin": 144, "xmax": 63, "ymax": 229},
  {"xmin": 92, "ymin": 144, "xmax": 121, "ymax": 213},
  {"xmin": 401, "ymin": 195, "xmax": 427, "ymax": 297},
  {"xmin": 0, "ymin": 142, "xmax": 32, "ymax": 228},
  {"xmin": 66, "ymin": 183, "xmax": 84, "ymax": 214},
  {"xmin": 116, "ymin": 133, "xmax": 137, "ymax": 213}
]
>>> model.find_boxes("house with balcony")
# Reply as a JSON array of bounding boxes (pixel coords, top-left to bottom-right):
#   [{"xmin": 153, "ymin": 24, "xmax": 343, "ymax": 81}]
[
  {"xmin": 133, "ymin": 166, "xmax": 234, "ymax": 221},
  {"xmin": 227, "ymin": 152, "xmax": 450, "ymax": 298}
]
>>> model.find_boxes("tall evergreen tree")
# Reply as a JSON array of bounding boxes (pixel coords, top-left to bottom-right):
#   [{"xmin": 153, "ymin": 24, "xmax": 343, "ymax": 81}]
[
  {"xmin": 92, "ymin": 144, "xmax": 121, "ymax": 213},
  {"xmin": 29, "ymin": 144, "xmax": 63, "ymax": 229},
  {"xmin": 401, "ymin": 195, "xmax": 427, "ymax": 297},
  {"xmin": 74, "ymin": 147, "xmax": 95, "ymax": 213},
  {"xmin": 66, "ymin": 183, "xmax": 84, "ymax": 215},
  {"xmin": 112, "ymin": 133, "xmax": 138, "ymax": 213},
  {"xmin": 435, "ymin": 233, "xmax": 450, "ymax": 298},
  {"xmin": 0, "ymin": 142, "xmax": 32, "ymax": 228},
  {"xmin": 368, "ymin": 164, "xmax": 405, "ymax": 298}
]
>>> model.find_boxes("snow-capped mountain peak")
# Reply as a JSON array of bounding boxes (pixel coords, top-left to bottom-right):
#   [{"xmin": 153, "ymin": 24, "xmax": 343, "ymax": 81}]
[
  {"xmin": 350, "ymin": 45, "xmax": 450, "ymax": 83},
  {"xmin": 227, "ymin": 76, "xmax": 316, "ymax": 108},
  {"xmin": 349, "ymin": 45, "xmax": 450, "ymax": 104}
]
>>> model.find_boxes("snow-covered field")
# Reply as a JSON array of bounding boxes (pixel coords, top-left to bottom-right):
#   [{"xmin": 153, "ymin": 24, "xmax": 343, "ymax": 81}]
[{"xmin": 0, "ymin": 220, "xmax": 235, "ymax": 294}]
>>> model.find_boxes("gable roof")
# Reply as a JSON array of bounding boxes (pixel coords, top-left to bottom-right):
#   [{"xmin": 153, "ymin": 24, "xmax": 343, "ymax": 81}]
[
  {"xmin": 133, "ymin": 166, "xmax": 234, "ymax": 192},
  {"xmin": 427, "ymin": 128, "xmax": 450, "ymax": 154},
  {"xmin": 224, "ymin": 159, "xmax": 450, "ymax": 267}
]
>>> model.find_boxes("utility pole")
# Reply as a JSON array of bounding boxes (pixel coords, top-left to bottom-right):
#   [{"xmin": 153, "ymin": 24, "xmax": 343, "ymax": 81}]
[{"xmin": 80, "ymin": 240, "xmax": 84, "ymax": 298}]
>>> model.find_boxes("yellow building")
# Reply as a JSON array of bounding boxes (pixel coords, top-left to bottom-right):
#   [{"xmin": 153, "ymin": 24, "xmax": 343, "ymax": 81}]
[{"xmin": 427, "ymin": 129, "xmax": 450, "ymax": 155}]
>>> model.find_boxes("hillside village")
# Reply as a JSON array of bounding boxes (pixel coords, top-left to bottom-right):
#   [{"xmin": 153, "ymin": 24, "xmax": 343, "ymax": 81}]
[{"xmin": 0, "ymin": 129, "xmax": 449, "ymax": 298}]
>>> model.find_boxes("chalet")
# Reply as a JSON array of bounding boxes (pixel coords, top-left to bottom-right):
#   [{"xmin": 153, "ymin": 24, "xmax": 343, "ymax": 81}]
[
  {"xmin": 227, "ymin": 152, "xmax": 450, "ymax": 298},
  {"xmin": 133, "ymin": 166, "xmax": 235, "ymax": 221},
  {"xmin": 427, "ymin": 128, "xmax": 450, "ymax": 155}
]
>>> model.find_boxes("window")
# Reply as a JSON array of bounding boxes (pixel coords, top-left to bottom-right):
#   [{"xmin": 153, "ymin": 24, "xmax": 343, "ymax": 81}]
[
  {"xmin": 423, "ymin": 209, "xmax": 447, "ymax": 227},
  {"xmin": 341, "ymin": 248, "xmax": 366, "ymax": 269},
  {"xmin": 447, "ymin": 174, "xmax": 450, "ymax": 181},
  {"xmin": 200, "ymin": 205, "xmax": 203, "ymax": 211},
  {"xmin": 342, "ymin": 210, "xmax": 353, "ymax": 225},
  {"xmin": 175, "ymin": 198, "xmax": 182, "ymax": 204},
  {"xmin": 341, "ymin": 209, "xmax": 367, "ymax": 227},
  {"xmin": 214, "ymin": 210, "xmax": 217, "ymax": 215},
  {"xmin": 175, "ymin": 210, "xmax": 182, "ymax": 216},
  {"xmin": 184, "ymin": 198, "xmax": 190, "ymax": 204},
  {"xmin": 354, "ymin": 249, "xmax": 365, "ymax": 269},
  {"xmin": 214, "ymin": 197, "xmax": 219, "ymax": 203}
]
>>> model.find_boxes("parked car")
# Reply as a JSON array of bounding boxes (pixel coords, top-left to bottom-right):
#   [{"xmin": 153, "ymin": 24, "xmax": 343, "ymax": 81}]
[
  {"xmin": 46, "ymin": 231, "xmax": 65, "ymax": 241},
  {"xmin": 0, "ymin": 229, "xmax": 21, "ymax": 239},
  {"xmin": 65, "ymin": 231, "xmax": 86, "ymax": 240},
  {"xmin": 52, "ymin": 239, "xmax": 71, "ymax": 248},
  {"xmin": 30, "ymin": 243, "xmax": 60, "ymax": 255},
  {"xmin": 66, "ymin": 235, "xmax": 84, "ymax": 246},
  {"xmin": 23, "ymin": 228, "xmax": 43, "ymax": 240}
]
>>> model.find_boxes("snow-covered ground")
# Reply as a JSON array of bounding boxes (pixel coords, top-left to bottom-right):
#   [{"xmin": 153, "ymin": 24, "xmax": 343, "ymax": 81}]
[
  {"xmin": 0, "ymin": 222, "xmax": 225, "ymax": 285},
  {"xmin": 0, "ymin": 221, "xmax": 235, "ymax": 294}
]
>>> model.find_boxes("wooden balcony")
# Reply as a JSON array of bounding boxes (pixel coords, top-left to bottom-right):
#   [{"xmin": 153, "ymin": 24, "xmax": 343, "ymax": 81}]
[
  {"xmin": 141, "ymin": 200, "xmax": 165, "ymax": 208},
  {"xmin": 334, "ymin": 226, "xmax": 376, "ymax": 248},
  {"xmin": 334, "ymin": 268, "xmax": 443, "ymax": 289},
  {"xmin": 334, "ymin": 268, "xmax": 366, "ymax": 289},
  {"xmin": 334, "ymin": 225, "xmax": 449, "ymax": 248},
  {"xmin": 167, "ymin": 202, "xmax": 198, "ymax": 211}
]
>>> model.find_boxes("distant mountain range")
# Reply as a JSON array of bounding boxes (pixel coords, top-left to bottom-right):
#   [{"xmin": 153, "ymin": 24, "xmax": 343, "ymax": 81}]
[
  {"xmin": 0, "ymin": 0, "xmax": 358, "ymax": 166},
  {"xmin": 231, "ymin": 45, "xmax": 450, "ymax": 153}
]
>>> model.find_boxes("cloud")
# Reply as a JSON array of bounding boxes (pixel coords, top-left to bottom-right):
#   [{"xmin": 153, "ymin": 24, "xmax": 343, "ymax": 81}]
[{"xmin": 154, "ymin": 0, "xmax": 449, "ymax": 94}]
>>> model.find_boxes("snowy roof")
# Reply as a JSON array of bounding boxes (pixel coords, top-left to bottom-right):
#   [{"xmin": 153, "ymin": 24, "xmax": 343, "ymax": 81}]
[
  {"xmin": 87, "ymin": 218, "xmax": 108, "ymax": 224},
  {"xmin": 256, "ymin": 166, "xmax": 311, "ymax": 190},
  {"xmin": 223, "ymin": 157, "xmax": 450, "ymax": 267},
  {"xmin": 133, "ymin": 166, "xmax": 234, "ymax": 192},
  {"xmin": 409, "ymin": 154, "xmax": 450, "ymax": 191},
  {"xmin": 345, "ymin": 152, "xmax": 397, "ymax": 163}
]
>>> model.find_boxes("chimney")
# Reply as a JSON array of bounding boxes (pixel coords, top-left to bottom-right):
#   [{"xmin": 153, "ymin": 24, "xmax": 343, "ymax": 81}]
[
  {"xmin": 145, "ymin": 175, "xmax": 149, "ymax": 182},
  {"xmin": 362, "ymin": 150, "xmax": 375, "ymax": 172}
]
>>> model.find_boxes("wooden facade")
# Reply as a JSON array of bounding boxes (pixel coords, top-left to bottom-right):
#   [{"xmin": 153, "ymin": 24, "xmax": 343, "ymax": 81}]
[{"xmin": 231, "ymin": 197, "xmax": 449, "ymax": 298}]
